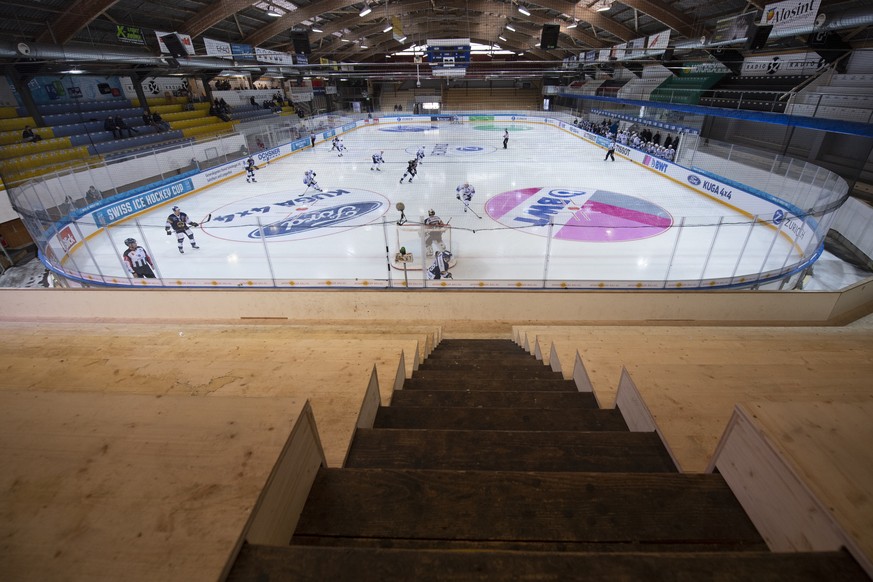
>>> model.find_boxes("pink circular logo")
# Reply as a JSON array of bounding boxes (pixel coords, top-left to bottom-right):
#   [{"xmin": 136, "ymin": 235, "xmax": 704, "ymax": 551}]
[{"xmin": 486, "ymin": 187, "xmax": 673, "ymax": 242}]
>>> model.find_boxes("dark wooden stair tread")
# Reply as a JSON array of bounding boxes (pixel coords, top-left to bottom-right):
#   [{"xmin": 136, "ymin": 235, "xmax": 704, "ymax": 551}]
[
  {"xmin": 229, "ymin": 545, "xmax": 870, "ymax": 582},
  {"xmin": 390, "ymin": 389, "xmax": 598, "ymax": 408},
  {"xmin": 345, "ymin": 429, "xmax": 676, "ymax": 472},
  {"xmin": 292, "ymin": 468, "xmax": 766, "ymax": 549},
  {"xmin": 405, "ymin": 369, "xmax": 571, "ymax": 386},
  {"xmin": 401, "ymin": 377, "xmax": 577, "ymax": 391},
  {"xmin": 373, "ymin": 406, "xmax": 628, "ymax": 431}
]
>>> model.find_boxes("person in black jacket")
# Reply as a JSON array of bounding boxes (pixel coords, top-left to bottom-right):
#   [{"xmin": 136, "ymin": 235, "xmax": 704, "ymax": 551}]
[
  {"xmin": 115, "ymin": 115, "xmax": 136, "ymax": 138},
  {"xmin": 104, "ymin": 116, "xmax": 121, "ymax": 139},
  {"xmin": 22, "ymin": 125, "xmax": 41, "ymax": 143}
]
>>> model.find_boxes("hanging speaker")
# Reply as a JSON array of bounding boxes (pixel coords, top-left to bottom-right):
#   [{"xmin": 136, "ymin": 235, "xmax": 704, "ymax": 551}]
[
  {"xmin": 160, "ymin": 34, "xmax": 188, "ymax": 58},
  {"xmin": 744, "ymin": 24, "xmax": 773, "ymax": 50},
  {"xmin": 291, "ymin": 31, "xmax": 311, "ymax": 55},
  {"xmin": 541, "ymin": 25, "xmax": 560, "ymax": 50}
]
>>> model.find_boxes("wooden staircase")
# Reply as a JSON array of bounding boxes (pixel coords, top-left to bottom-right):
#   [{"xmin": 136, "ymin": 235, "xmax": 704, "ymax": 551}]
[{"xmin": 227, "ymin": 339, "xmax": 868, "ymax": 580}]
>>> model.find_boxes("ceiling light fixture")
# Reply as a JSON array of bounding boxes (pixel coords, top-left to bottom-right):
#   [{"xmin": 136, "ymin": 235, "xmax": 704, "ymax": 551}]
[
  {"xmin": 265, "ymin": 4, "xmax": 282, "ymax": 17},
  {"xmin": 518, "ymin": 4, "xmax": 531, "ymax": 16},
  {"xmin": 63, "ymin": 68, "xmax": 85, "ymax": 74},
  {"xmin": 398, "ymin": 35, "xmax": 407, "ymax": 42},
  {"xmin": 506, "ymin": 24, "xmax": 516, "ymax": 32},
  {"xmin": 498, "ymin": 36, "xmax": 507, "ymax": 42},
  {"xmin": 594, "ymin": 0, "xmax": 614, "ymax": 12},
  {"xmin": 383, "ymin": 25, "xmax": 393, "ymax": 32},
  {"xmin": 567, "ymin": 20, "xmax": 577, "ymax": 29},
  {"xmin": 311, "ymin": 17, "xmax": 323, "ymax": 33},
  {"xmin": 359, "ymin": 4, "xmax": 372, "ymax": 17}
]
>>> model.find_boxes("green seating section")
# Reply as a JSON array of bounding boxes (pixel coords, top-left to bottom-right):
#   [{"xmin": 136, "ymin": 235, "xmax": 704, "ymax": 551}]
[{"xmin": 650, "ymin": 73, "xmax": 727, "ymax": 106}]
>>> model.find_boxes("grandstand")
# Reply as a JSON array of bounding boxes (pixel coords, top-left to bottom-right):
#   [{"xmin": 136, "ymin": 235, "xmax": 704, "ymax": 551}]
[{"xmin": 0, "ymin": 1, "xmax": 872, "ymax": 580}]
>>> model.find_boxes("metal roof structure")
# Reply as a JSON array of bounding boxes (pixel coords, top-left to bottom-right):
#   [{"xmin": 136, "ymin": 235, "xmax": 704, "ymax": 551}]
[{"xmin": 0, "ymin": 0, "xmax": 870, "ymax": 80}]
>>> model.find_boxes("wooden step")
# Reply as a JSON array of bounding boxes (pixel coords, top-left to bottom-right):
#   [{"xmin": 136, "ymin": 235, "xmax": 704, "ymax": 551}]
[
  {"xmin": 427, "ymin": 346, "xmax": 529, "ymax": 355},
  {"xmin": 420, "ymin": 357, "xmax": 548, "ymax": 368},
  {"xmin": 422, "ymin": 356, "xmax": 552, "ymax": 372},
  {"xmin": 345, "ymin": 429, "xmax": 676, "ymax": 472},
  {"xmin": 437, "ymin": 340, "xmax": 518, "ymax": 349},
  {"xmin": 373, "ymin": 406, "xmax": 628, "ymax": 431},
  {"xmin": 292, "ymin": 468, "xmax": 767, "ymax": 551},
  {"xmin": 390, "ymin": 389, "xmax": 598, "ymax": 408},
  {"xmin": 410, "ymin": 367, "xmax": 566, "ymax": 381},
  {"xmin": 229, "ymin": 545, "xmax": 870, "ymax": 582},
  {"xmin": 401, "ymin": 376, "xmax": 577, "ymax": 391}
]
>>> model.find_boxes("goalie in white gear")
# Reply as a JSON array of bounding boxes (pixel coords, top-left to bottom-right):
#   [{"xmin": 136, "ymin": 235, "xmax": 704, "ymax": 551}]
[
  {"xmin": 304, "ymin": 169, "xmax": 323, "ymax": 192},
  {"xmin": 456, "ymin": 181, "xmax": 475, "ymax": 212},
  {"xmin": 416, "ymin": 145, "xmax": 426, "ymax": 164},
  {"xmin": 426, "ymin": 249, "xmax": 453, "ymax": 280},
  {"xmin": 423, "ymin": 209, "xmax": 446, "ymax": 257},
  {"xmin": 371, "ymin": 150, "xmax": 384, "ymax": 171}
]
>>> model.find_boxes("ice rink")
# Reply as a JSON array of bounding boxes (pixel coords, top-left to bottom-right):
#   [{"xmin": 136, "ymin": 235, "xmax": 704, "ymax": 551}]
[{"xmin": 64, "ymin": 120, "xmax": 801, "ymax": 287}]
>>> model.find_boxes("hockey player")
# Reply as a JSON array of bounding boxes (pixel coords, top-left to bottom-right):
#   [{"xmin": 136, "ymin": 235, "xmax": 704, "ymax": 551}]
[
  {"xmin": 304, "ymin": 169, "xmax": 323, "ymax": 192},
  {"xmin": 245, "ymin": 156, "xmax": 258, "ymax": 182},
  {"xmin": 456, "ymin": 181, "xmax": 475, "ymax": 212},
  {"xmin": 371, "ymin": 150, "xmax": 385, "ymax": 171},
  {"xmin": 165, "ymin": 206, "xmax": 200, "ymax": 254},
  {"xmin": 503, "ymin": 129, "xmax": 509, "ymax": 149},
  {"xmin": 336, "ymin": 139, "xmax": 346, "ymax": 157},
  {"xmin": 416, "ymin": 145, "xmax": 426, "ymax": 165},
  {"xmin": 399, "ymin": 158, "xmax": 418, "ymax": 183},
  {"xmin": 604, "ymin": 138, "xmax": 616, "ymax": 162},
  {"xmin": 330, "ymin": 136, "xmax": 339, "ymax": 151},
  {"xmin": 423, "ymin": 209, "xmax": 446, "ymax": 257},
  {"xmin": 426, "ymin": 249, "xmax": 453, "ymax": 280},
  {"xmin": 123, "ymin": 238, "xmax": 156, "ymax": 278}
]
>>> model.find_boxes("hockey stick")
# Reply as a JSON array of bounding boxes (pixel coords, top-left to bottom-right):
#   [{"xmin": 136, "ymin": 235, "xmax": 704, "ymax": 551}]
[
  {"xmin": 461, "ymin": 199, "xmax": 483, "ymax": 220},
  {"xmin": 190, "ymin": 213, "xmax": 212, "ymax": 228}
]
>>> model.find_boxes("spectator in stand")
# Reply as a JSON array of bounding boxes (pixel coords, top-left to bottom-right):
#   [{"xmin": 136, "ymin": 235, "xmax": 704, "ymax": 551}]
[
  {"xmin": 104, "ymin": 116, "xmax": 122, "ymax": 139},
  {"xmin": 22, "ymin": 125, "xmax": 42, "ymax": 143},
  {"xmin": 151, "ymin": 111, "xmax": 170, "ymax": 132},
  {"xmin": 86, "ymin": 185, "xmax": 101, "ymax": 204},
  {"xmin": 115, "ymin": 115, "xmax": 137, "ymax": 138},
  {"xmin": 142, "ymin": 109, "xmax": 154, "ymax": 130},
  {"xmin": 250, "ymin": 95, "xmax": 257, "ymax": 107},
  {"xmin": 210, "ymin": 104, "xmax": 231, "ymax": 122}
]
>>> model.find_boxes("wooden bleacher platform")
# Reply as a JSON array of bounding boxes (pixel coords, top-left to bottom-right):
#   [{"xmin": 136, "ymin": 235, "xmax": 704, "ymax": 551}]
[{"xmin": 1, "ymin": 287, "xmax": 872, "ymax": 579}]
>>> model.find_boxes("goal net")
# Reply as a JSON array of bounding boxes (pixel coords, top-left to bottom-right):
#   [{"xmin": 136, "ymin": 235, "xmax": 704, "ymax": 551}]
[{"xmin": 392, "ymin": 220, "xmax": 455, "ymax": 271}]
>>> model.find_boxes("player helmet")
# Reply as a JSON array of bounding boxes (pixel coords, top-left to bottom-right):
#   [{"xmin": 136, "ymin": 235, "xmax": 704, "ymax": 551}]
[
  {"xmin": 428, "ymin": 209, "xmax": 435, "ymax": 216},
  {"xmin": 172, "ymin": 206, "xmax": 180, "ymax": 212},
  {"xmin": 440, "ymin": 250, "xmax": 453, "ymax": 261},
  {"xmin": 124, "ymin": 238, "xmax": 136, "ymax": 246}
]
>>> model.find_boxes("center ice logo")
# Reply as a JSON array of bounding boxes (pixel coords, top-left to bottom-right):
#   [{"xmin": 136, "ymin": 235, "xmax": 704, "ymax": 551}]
[
  {"xmin": 485, "ymin": 187, "xmax": 673, "ymax": 243},
  {"xmin": 380, "ymin": 125, "xmax": 438, "ymax": 132},
  {"xmin": 254, "ymin": 202, "xmax": 383, "ymax": 239},
  {"xmin": 203, "ymin": 188, "xmax": 389, "ymax": 242},
  {"xmin": 404, "ymin": 144, "xmax": 493, "ymax": 156}
]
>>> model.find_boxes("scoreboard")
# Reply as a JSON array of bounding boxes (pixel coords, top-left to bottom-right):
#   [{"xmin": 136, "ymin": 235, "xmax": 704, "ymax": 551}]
[{"xmin": 426, "ymin": 38, "xmax": 471, "ymax": 76}]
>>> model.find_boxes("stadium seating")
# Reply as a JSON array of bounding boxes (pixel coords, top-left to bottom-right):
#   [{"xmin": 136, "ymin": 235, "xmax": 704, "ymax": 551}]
[
  {"xmin": 650, "ymin": 73, "xmax": 726, "ymax": 106},
  {"xmin": 698, "ymin": 75, "xmax": 810, "ymax": 113}
]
